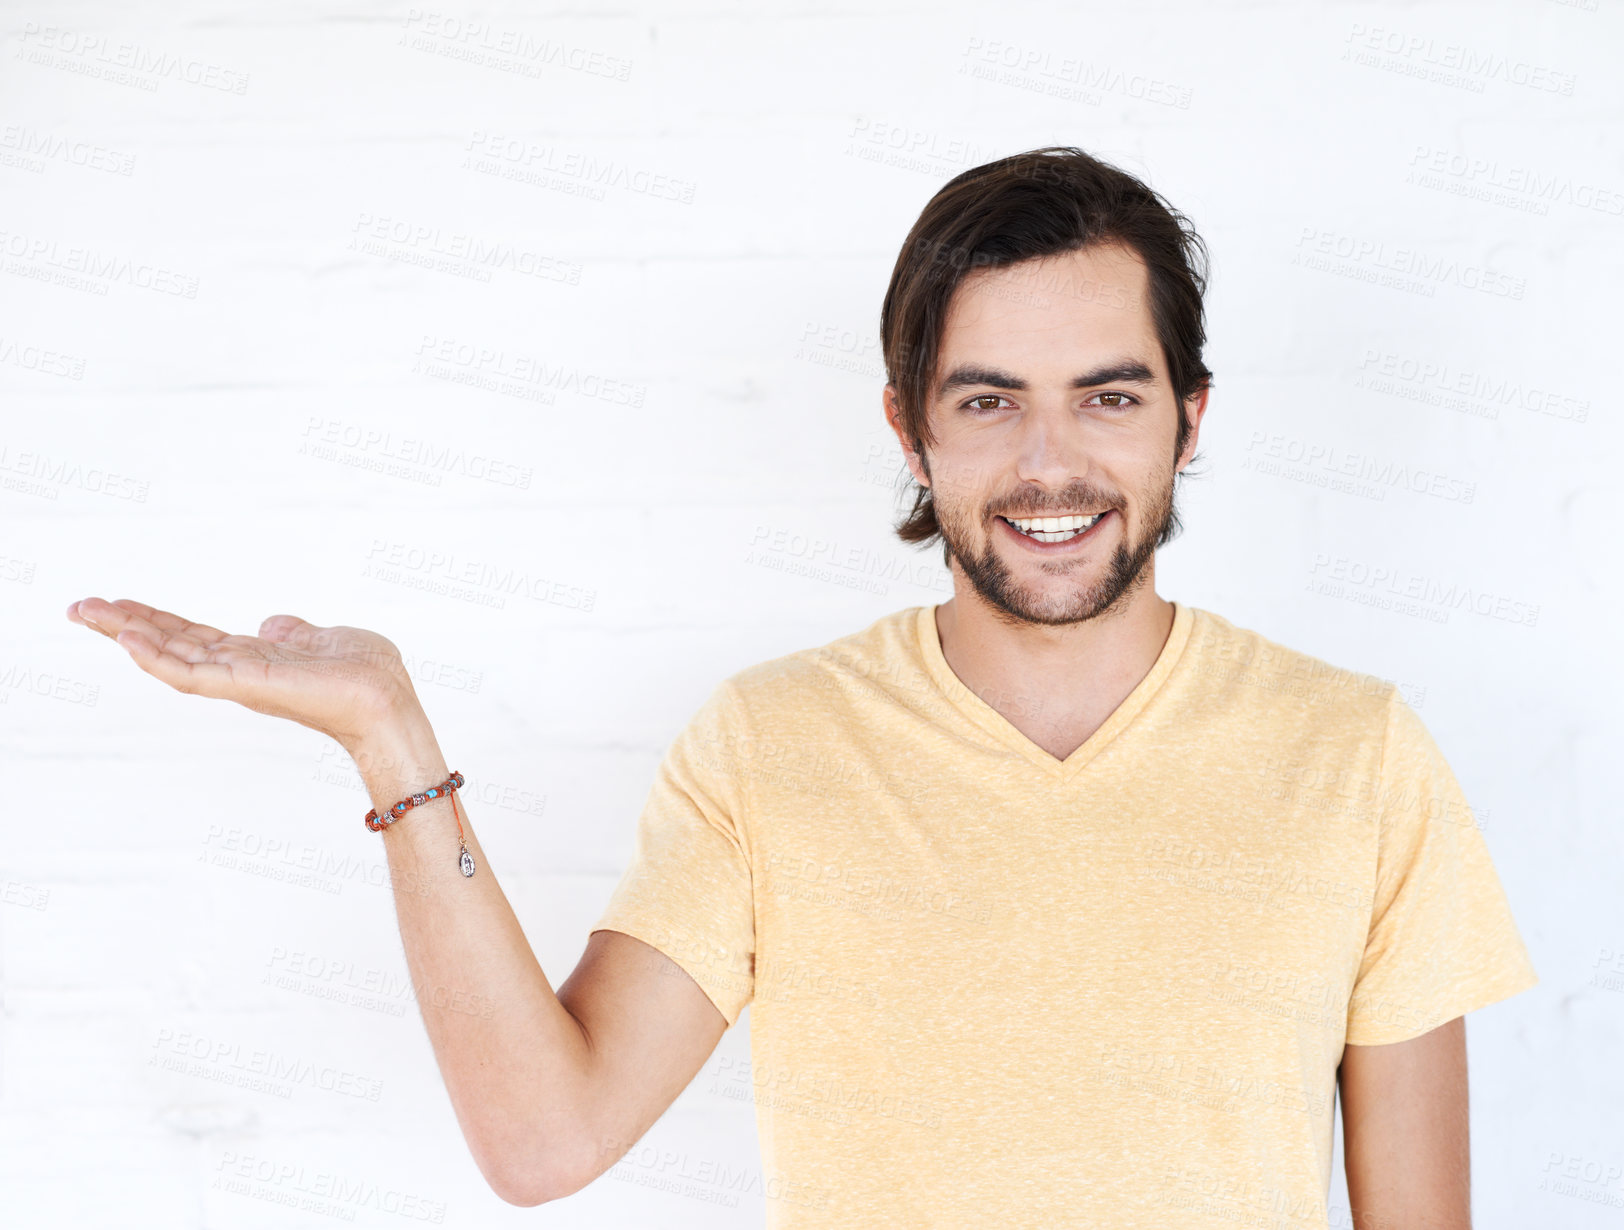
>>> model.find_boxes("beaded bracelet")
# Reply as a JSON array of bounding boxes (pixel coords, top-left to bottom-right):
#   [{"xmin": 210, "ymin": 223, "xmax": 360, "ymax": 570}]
[{"xmin": 365, "ymin": 770, "xmax": 476, "ymax": 878}]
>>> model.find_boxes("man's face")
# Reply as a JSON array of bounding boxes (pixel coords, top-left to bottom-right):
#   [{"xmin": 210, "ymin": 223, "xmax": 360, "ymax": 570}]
[{"xmin": 888, "ymin": 242, "xmax": 1206, "ymax": 628}]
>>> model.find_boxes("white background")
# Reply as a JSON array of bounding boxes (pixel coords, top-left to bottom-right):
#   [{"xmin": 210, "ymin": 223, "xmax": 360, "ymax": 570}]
[{"xmin": 5, "ymin": 1, "xmax": 1620, "ymax": 1226}]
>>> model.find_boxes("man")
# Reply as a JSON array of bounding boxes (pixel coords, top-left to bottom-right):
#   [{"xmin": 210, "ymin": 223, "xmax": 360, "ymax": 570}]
[
  {"xmin": 70, "ymin": 146, "xmax": 1536, "ymax": 1229},
  {"xmin": 579, "ymin": 146, "xmax": 1536, "ymax": 1227}
]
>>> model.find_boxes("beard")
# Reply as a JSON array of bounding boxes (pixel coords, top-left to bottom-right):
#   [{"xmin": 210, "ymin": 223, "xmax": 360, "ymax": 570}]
[{"xmin": 928, "ymin": 458, "xmax": 1178, "ymax": 629}]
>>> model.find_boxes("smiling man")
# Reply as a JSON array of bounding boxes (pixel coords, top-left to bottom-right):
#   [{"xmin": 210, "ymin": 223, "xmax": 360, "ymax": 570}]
[
  {"xmin": 90, "ymin": 144, "xmax": 1534, "ymax": 1229},
  {"xmin": 573, "ymin": 147, "xmax": 1538, "ymax": 1228}
]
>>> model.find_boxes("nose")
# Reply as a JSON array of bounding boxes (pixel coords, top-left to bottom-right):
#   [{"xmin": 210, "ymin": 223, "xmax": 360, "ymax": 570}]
[{"xmin": 1011, "ymin": 400, "xmax": 1092, "ymax": 492}]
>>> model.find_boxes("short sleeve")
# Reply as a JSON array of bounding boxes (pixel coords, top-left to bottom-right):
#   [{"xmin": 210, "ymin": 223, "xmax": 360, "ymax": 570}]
[
  {"xmin": 1344, "ymin": 691, "xmax": 1539, "ymax": 1045},
  {"xmin": 590, "ymin": 679, "xmax": 755, "ymax": 1028}
]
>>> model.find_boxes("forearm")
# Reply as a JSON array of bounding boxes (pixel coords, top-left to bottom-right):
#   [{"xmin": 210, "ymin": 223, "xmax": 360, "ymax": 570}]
[{"xmin": 351, "ymin": 705, "xmax": 590, "ymax": 1205}]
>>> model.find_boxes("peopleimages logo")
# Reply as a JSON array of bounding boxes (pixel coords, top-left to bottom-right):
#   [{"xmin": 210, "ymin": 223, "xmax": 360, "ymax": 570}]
[
  {"xmin": 1306, "ymin": 553, "xmax": 1540, "ymax": 629},
  {"xmin": 17, "ymin": 23, "xmax": 251, "ymax": 93},
  {"xmin": 1353, "ymin": 348, "xmax": 1590, "ymax": 425},
  {"xmin": 0, "ymin": 228, "xmax": 200, "ymax": 298},
  {"xmin": 1341, "ymin": 23, "xmax": 1577, "ymax": 95},
  {"xmin": 212, "ymin": 1150, "xmax": 447, "ymax": 1222},
  {"xmin": 151, "ymin": 1028, "xmax": 384, "ymax": 1101},
  {"xmin": 1293, "ymin": 227, "xmax": 1526, "ymax": 299}
]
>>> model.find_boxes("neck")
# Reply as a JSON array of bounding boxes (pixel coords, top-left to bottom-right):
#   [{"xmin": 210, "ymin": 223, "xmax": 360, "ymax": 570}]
[{"xmin": 932, "ymin": 566, "xmax": 1176, "ymax": 748}]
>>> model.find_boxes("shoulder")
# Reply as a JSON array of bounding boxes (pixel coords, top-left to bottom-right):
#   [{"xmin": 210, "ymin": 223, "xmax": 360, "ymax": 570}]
[
  {"xmin": 713, "ymin": 605, "xmax": 930, "ymax": 717},
  {"xmin": 1181, "ymin": 604, "xmax": 1400, "ymax": 736}
]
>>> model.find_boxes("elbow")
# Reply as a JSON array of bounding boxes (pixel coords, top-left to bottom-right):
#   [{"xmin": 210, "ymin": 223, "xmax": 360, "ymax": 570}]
[
  {"xmin": 486, "ymin": 1162, "xmax": 565, "ymax": 1209},
  {"xmin": 471, "ymin": 1073, "xmax": 600, "ymax": 1206},
  {"xmin": 483, "ymin": 1145, "xmax": 588, "ymax": 1208},
  {"xmin": 468, "ymin": 1140, "xmax": 558, "ymax": 1208},
  {"xmin": 491, "ymin": 1181, "xmax": 552, "ymax": 1209}
]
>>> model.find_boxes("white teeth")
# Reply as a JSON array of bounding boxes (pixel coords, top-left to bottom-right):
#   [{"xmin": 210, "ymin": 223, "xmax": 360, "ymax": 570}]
[
  {"xmin": 1007, "ymin": 512, "xmax": 1103, "ymax": 533},
  {"xmin": 1002, "ymin": 510, "xmax": 1106, "ymax": 543}
]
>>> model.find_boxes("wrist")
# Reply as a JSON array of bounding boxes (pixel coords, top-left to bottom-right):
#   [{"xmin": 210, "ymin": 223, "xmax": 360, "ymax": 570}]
[{"xmin": 348, "ymin": 708, "xmax": 450, "ymax": 812}]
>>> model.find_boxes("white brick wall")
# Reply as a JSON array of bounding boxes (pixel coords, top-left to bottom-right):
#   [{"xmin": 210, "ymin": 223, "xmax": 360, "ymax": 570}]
[{"xmin": 6, "ymin": 2, "xmax": 1619, "ymax": 1225}]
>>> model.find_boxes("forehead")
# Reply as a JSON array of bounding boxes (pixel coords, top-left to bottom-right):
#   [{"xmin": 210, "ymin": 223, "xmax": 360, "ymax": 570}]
[{"xmin": 936, "ymin": 242, "xmax": 1155, "ymax": 369}]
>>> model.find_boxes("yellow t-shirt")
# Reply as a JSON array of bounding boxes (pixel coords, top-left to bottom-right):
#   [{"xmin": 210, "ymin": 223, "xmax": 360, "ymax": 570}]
[{"xmin": 591, "ymin": 601, "xmax": 1539, "ymax": 1228}]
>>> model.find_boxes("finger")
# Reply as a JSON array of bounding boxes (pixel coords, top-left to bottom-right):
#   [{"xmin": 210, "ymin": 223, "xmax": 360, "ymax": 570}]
[
  {"xmin": 70, "ymin": 598, "xmax": 214, "ymax": 651},
  {"xmin": 116, "ymin": 627, "xmax": 236, "ymax": 698},
  {"xmin": 68, "ymin": 598, "xmax": 117, "ymax": 638},
  {"xmin": 105, "ymin": 598, "xmax": 231, "ymax": 646},
  {"xmin": 96, "ymin": 608, "xmax": 221, "ymax": 666}
]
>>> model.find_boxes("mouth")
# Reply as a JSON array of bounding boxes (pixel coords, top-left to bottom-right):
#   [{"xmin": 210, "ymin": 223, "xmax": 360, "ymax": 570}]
[{"xmin": 995, "ymin": 509, "xmax": 1115, "ymax": 549}]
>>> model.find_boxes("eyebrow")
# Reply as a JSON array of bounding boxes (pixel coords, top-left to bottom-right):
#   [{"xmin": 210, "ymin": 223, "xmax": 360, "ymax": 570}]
[{"xmin": 935, "ymin": 359, "xmax": 1158, "ymax": 400}]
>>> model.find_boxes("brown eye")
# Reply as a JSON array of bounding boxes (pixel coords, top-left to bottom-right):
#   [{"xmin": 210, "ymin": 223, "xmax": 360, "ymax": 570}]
[
  {"xmin": 966, "ymin": 395, "xmax": 1006, "ymax": 413},
  {"xmin": 1094, "ymin": 392, "xmax": 1135, "ymax": 409}
]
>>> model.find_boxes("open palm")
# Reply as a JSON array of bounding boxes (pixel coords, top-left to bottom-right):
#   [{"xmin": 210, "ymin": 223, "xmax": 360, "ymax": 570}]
[{"xmin": 66, "ymin": 597, "xmax": 414, "ymax": 749}]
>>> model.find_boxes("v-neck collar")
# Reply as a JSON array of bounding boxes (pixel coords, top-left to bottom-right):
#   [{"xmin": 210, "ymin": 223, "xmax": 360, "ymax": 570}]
[{"xmin": 914, "ymin": 600, "xmax": 1195, "ymax": 782}]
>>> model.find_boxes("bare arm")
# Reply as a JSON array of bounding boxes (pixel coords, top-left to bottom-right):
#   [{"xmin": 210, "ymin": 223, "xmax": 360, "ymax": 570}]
[
  {"xmin": 67, "ymin": 597, "xmax": 730, "ymax": 1207},
  {"xmin": 358, "ymin": 709, "xmax": 729, "ymax": 1205},
  {"xmin": 1338, "ymin": 1016, "xmax": 1471, "ymax": 1230}
]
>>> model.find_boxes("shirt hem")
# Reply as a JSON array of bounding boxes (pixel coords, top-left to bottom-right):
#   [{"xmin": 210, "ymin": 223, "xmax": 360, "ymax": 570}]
[
  {"xmin": 588, "ymin": 918, "xmax": 752, "ymax": 1030},
  {"xmin": 1343, "ymin": 962, "xmax": 1538, "ymax": 1046}
]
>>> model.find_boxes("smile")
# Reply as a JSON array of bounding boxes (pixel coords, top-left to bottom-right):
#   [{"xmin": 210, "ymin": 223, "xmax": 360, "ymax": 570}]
[{"xmin": 997, "ymin": 510, "xmax": 1112, "ymax": 545}]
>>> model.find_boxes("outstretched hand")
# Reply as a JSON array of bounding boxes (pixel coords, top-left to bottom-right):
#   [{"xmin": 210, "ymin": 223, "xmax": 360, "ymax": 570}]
[{"xmin": 66, "ymin": 597, "xmax": 416, "ymax": 750}]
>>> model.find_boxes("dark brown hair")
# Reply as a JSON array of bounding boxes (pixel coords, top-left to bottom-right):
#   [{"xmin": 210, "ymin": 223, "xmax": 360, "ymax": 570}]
[{"xmin": 880, "ymin": 145, "xmax": 1214, "ymax": 556}]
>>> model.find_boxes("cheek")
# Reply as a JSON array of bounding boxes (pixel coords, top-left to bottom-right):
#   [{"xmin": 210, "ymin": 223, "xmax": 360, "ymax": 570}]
[
  {"xmin": 927, "ymin": 450, "xmax": 998, "ymax": 506},
  {"xmin": 1092, "ymin": 433, "xmax": 1168, "ymax": 484}
]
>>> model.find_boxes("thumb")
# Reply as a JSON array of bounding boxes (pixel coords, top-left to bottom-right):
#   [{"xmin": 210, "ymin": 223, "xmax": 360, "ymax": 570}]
[{"xmin": 260, "ymin": 614, "xmax": 314, "ymax": 644}]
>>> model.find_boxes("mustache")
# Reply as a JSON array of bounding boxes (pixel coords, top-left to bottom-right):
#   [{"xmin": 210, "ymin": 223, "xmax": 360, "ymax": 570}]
[{"xmin": 989, "ymin": 501, "xmax": 1117, "ymax": 518}]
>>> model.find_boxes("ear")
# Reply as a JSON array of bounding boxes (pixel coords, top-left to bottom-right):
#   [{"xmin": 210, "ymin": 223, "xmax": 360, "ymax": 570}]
[
  {"xmin": 884, "ymin": 385, "xmax": 931, "ymax": 487},
  {"xmin": 1176, "ymin": 383, "xmax": 1212, "ymax": 474}
]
